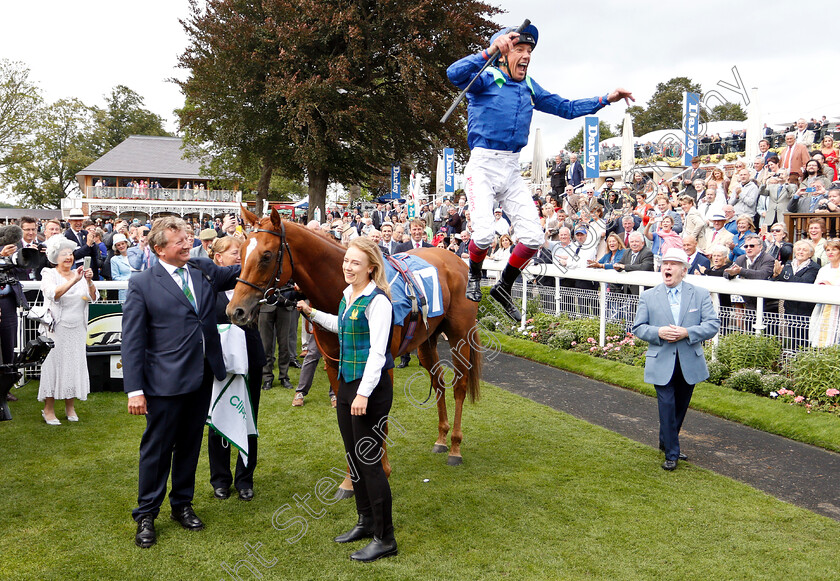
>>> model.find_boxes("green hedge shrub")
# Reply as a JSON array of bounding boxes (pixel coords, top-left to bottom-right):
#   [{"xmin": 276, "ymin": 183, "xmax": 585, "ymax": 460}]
[
  {"xmin": 788, "ymin": 346, "xmax": 840, "ymax": 402},
  {"xmin": 725, "ymin": 368, "xmax": 767, "ymax": 395},
  {"xmin": 716, "ymin": 333, "xmax": 782, "ymax": 372},
  {"xmin": 706, "ymin": 359, "xmax": 730, "ymax": 385}
]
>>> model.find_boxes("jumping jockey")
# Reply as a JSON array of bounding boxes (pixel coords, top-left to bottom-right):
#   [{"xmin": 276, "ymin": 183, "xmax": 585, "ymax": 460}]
[{"xmin": 447, "ymin": 24, "xmax": 634, "ymax": 321}]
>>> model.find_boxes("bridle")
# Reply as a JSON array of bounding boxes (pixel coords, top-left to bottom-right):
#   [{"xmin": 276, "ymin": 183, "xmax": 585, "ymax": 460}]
[{"xmin": 236, "ymin": 219, "xmax": 296, "ymax": 307}]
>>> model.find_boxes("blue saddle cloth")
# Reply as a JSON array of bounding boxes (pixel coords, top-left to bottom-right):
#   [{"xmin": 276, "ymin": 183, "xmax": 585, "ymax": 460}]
[{"xmin": 384, "ymin": 253, "xmax": 444, "ymax": 326}]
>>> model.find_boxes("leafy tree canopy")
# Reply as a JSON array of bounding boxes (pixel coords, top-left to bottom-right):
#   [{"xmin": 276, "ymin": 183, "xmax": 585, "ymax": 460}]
[
  {"xmin": 176, "ymin": 0, "xmax": 500, "ymax": 219},
  {"xmin": 623, "ymin": 77, "xmax": 747, "ymax": 136},
  {"xmin": 0, "ymin": 59, "xmax": 42, "ymax": 168}
]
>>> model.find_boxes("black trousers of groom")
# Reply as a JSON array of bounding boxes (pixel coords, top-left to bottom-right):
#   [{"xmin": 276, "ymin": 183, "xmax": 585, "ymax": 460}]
[{"xmin": 133, "ymin": 361, "xmax": 213, "ymax": 521}]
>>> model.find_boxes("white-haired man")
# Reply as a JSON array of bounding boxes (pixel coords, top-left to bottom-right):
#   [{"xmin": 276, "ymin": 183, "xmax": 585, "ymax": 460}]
[{"xmin": 632, "ymin": 248, "xmax": 719, "ymax": 471}]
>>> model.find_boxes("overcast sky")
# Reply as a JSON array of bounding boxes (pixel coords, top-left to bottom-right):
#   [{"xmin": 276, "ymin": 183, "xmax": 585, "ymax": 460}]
[{"xmin": 3, "ymin": 0, "xmax": 839, "ymax": 182}]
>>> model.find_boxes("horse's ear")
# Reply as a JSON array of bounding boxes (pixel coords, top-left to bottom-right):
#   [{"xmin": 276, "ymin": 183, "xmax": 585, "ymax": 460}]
[
  {"xmin": 241, "ymin": 204, "xmax": 258, "ymax": 226},
  {"xmin": 270, "ymin": 206, "xmax": 282, "ymax": 228}
]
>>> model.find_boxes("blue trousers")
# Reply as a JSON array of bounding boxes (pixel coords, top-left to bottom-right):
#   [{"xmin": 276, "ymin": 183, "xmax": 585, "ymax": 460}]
[{"xmin": 655, "ymin": 355, "xmax": 694, "ymax": 461}]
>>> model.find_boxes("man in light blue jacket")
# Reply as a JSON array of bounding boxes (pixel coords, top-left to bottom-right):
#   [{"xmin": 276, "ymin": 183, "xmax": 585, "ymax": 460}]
[{"xmin": 632, "ymin": 248, "xmax": 720, "ymax": 471}]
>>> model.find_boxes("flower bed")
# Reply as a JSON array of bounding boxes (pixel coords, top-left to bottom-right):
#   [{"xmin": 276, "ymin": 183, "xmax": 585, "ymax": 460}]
[{"xmin": 478, "ymin": 300, "xmax": 840, "ymax": 417}]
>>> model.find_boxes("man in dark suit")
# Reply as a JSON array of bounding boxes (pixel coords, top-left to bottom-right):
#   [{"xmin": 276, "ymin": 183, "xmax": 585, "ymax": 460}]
[
  {"xmin": 723, "ymin": 233, "xmax": 774, "ymax": 312},
  {"xmin": 683, "ymin": 236, "xmax": 711, "ymax": 275},
  {"xmin": 611, "ymin": 232, "xmax": 654, "ymax": 295},
  {"xmin": 681, "ymin": 157, "xmax": 707, "ymax": 200},
  {"xmin": 606, "ymin": 214, "xmax": 641, "ymax": 247},
  {"xmin": 632, "ymin": 248, "xmax": 720, "ymax": 471},
  {"xmin": 122, "ymin": 217, "xmax": 240, "ymax": 548},
  {"xmin": 64, "ymin": 208, "xmax": 100, "ymax": 279},
  {"xmin": 549, "ymin": 153, "xmax": 567, "ymax": 195},
  {"xmin": 379, "ymin": 223, "xmax": 399, "ymax": 256},
  {"xmin": 394, "ymin": 219, "xmax": 433, "ymax": 253},
  {"xmin": 566, "ymin": 153, "xmax": 583, "ymax": 188},
  {"xmin": 393, "ymin": 219, "xmax": 432, "ymax": 367},
  {"xmin": 372, "ymin": 204, "xmax": 388, "ymax": 229}
]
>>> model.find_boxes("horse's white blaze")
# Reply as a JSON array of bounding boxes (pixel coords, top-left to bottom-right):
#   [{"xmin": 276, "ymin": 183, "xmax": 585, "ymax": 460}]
[{"xmin": 245, "ymin": 237, "xmax": 257, "ymax": 260}]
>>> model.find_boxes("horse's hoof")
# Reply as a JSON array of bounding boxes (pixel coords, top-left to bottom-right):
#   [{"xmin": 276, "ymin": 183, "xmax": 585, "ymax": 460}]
[
  {"xmin": 447, "ymin": 455, "xmax": 463, "ymax": 466},
  {"xmin": 333, "ymin": 487, "xmax": 355, "ymax": 501},
  {"xmin": 432, "ymin": 444, "xmax": 448, "ymax": 454}
]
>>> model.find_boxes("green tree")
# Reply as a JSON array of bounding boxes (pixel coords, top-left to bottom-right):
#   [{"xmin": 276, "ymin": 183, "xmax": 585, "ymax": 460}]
[
  {"xmin": 707, "ymin": 102, "xmax": 747, "ymax": 122},
  {"xmin": 565, "ymin": 121, "xmax": 617, "ymax": 152},
  {"xmin": 97, "ymin": 85, "xmax": 170, "ymax": 151},
  {"xmin": 0, "ymin": 59, "xmax": 42, "ymax": 168},
  {"xmin": 3, "ymin": 99, "xmax": 99, "ymax": 208},
  {"xmin": 625, "ymin": 77, "xmax": 702, "ymax": 136},
  {"xmin": 176, "ymin": 0, "xmax": 499, "ymax": 220}
]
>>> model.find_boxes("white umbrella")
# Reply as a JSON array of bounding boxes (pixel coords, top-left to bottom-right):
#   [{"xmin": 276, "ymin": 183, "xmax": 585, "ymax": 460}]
[
  {"xmin": 745, "ymin": 87, "xmax": 761, "ymax": 163},
  {"xmin": 621, "ymin": 113, "xmax": 635, "ymax": 184},
  {"xmin": 531, "ymin": 127, "xmax": 547, "ymax": 192}
]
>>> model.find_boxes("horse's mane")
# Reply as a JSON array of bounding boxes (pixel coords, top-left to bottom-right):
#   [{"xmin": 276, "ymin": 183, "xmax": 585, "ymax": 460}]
[{"xmin": 261, "ymin": 216, "xmax": 346, "ymax": 250}]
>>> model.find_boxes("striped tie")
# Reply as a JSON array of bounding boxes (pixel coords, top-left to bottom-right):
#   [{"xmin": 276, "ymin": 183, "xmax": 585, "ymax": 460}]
[{"xmin": 176, "ymin": 267, "xmax": 197, "ymax": 311}]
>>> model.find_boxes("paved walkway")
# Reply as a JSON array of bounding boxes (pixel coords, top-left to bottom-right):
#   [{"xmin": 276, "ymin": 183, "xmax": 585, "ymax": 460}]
[{"xmin": 483, "ymin": 352, "xmax": 840, "ymax": 521}]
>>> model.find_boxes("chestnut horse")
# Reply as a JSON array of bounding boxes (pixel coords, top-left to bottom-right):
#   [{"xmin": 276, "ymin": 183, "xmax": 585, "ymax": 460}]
[{"xmin": 227, "ymin": 207, "xmax": 482, "ymax": 495}]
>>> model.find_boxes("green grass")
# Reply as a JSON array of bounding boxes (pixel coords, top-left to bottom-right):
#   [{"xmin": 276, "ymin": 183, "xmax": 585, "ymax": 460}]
[
  {"xmin": 2, "ymin": 364, "xmax": 839, "ymax": 581},
  {"xmin": 495, "ymin": 333, "xmax": 840, "ymax": 454}
]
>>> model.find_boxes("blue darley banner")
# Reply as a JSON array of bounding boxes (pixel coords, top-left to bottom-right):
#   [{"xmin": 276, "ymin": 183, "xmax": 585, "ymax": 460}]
[
  {"xmin": 683, "ymin": 92, "xmax": 701, "ymax": 165},
  {"xmin": 584, "ymin": 116, "xmax": 599, "ymax": 179},
  {"xmin": 444, "ymin": 148, "xmax": 455, "ymax": 194},
  {"xmin": 390, "ymin": 165, "xmax": 401, "ymax": 199}
]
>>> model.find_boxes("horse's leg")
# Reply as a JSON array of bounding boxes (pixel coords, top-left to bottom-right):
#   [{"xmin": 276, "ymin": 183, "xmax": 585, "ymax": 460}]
[
  {"xmin": 417, "ymin": 337, "xmax": 449, "ymax": 454},
  {"xmin": 447, "ymin": 329, "xmax": 473, "ymax": 466},
  {"xmin": 326, "ymin": 363, "xmax": 356, "ymax": 500}
]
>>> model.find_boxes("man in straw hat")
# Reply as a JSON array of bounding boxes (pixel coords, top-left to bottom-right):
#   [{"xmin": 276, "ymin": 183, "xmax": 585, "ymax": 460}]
[{"xmin": 632, "ymin": 248, "xmax": 720, "ymax": 471}]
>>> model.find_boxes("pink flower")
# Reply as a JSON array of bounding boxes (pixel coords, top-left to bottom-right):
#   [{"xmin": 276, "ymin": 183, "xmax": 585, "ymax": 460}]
[
  {"xmin": 778, "ymin": 388, "xmax": 793, "ymax": 396},
  {"xmin": 826, "ymin": 389, "xmax": 840, "ymax": 397},
  {"xmin": 794, "ymin": 396, "xmax": 805, "ymax": 403},
  {"xmin": 571, "ymin": 341, "xmax": 577, "ymax": 346},
  {"xmin": 587, "ymin": 337, "xmax": 595, "ymax": 343},
  {"xmin": 614, "ymin": 347, "xmax": 621, "ymax": 351},
  {"xmin": 590, "ymin": 346, "xmax": 597, "ymax": 352}
]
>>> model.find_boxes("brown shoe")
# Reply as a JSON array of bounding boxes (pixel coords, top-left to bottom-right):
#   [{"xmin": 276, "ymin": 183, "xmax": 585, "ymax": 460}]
[
  {"xmin": 330, "ymin": 394, "xmax": 337, "ymax": 409},
  {"xmin": 292, "ymin": 392, "xmax": 305, "ymax": 407}
]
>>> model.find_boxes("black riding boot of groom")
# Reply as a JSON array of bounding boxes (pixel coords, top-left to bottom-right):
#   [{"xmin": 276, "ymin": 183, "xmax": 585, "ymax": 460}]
[
  {"xmin": 489, "ymin": 264, "xmax": 522, "ymax": 322},
  {"xmin": 466, "ymin": 259, "xmax": 483, "ymax": 303}
]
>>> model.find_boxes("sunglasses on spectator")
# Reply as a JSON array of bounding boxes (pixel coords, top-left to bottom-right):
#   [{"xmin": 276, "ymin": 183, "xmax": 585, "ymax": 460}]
[
  {"xmin": 743, "ymin": 244, "xmax": 759, "ymax": 248},
  {"xmin": 771, "ymin": 229, "xmax": 783, "ymax": 233}
]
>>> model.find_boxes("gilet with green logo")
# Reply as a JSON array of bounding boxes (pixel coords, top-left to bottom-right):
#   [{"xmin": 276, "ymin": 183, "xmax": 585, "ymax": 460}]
[{"xmin": 338, "ymin": 287, "xmax": 394, "ymax": 383}]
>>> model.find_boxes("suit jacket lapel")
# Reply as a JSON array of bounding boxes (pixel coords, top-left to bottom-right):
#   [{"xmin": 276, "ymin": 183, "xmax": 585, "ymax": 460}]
[
  {"xmin": 189, "ymin": 264, "xmax": 207, "ymax": 312},
  {"xmin": 656, "ymin": 285, "xmax": 674, "ymax": 324},
  {"xmin": 678, "ymin": 283, "xmax": 694, "ymax": 325}
]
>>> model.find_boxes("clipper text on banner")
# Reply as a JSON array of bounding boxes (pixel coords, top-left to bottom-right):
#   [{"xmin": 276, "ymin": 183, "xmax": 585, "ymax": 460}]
[
  {"xmin": 683, "ymin": 92, "xmax": 701, "ymax": 165},
  {"xmin": 584, "ymin": 116, "xmax": 600, "ymax": 179},
  {"xmin": 391, "ymin": 165, "xmax": 401, "ymax": 199},
  {"xmin": 444, "ymin": 148, "xmax": 455, "ymax": 195}
]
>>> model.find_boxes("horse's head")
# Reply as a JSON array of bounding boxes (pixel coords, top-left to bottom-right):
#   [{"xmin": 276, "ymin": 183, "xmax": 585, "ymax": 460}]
[{"xmin": 227, "ymin": 206, "xmax": 293, "ymax": 326}]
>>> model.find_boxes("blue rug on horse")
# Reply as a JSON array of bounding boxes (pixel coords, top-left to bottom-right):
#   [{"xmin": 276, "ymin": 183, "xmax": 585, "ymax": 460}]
[{"xmin": 384, "ymin": 253, "xmax": 444, "ymax": 326}]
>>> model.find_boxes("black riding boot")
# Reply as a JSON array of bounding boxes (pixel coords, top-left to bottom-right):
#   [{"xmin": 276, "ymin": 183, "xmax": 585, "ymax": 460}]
[
  {"xmin": 489, "ymin": 264, "xmax": 523, "ymax": 322},
  {"xmin": 350, "ymin": 498, "xmax": 397, "ymax": 562},
  {"xmin": 334, "ymin": 513, "xmax": 374, "ymax": 543},
  {"xmin": 466, "ymin": 259, "xmax": 483, "ymax": 302}
]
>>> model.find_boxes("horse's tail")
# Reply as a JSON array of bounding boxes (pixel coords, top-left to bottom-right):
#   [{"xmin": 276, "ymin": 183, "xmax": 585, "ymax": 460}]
[{"xmin": 467, "ymin": 328, "xmax": 482, "ymax": 404}]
